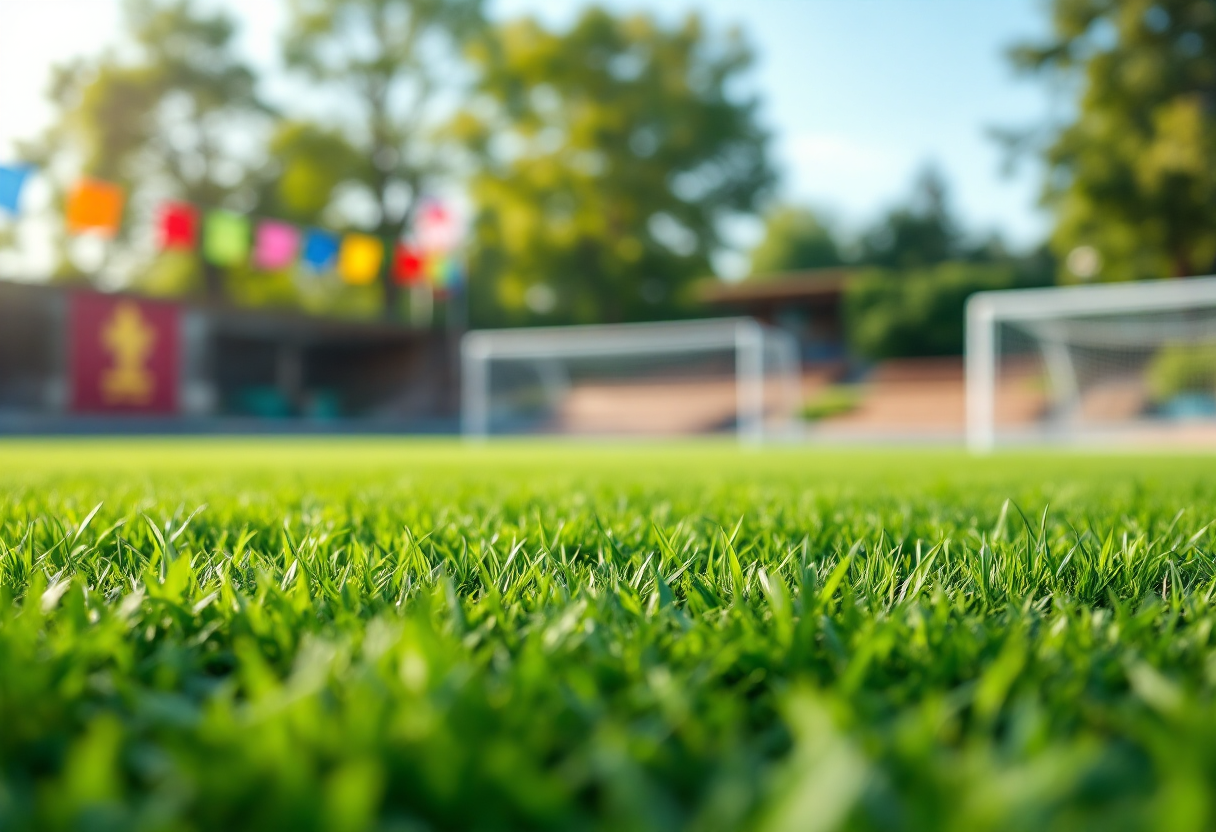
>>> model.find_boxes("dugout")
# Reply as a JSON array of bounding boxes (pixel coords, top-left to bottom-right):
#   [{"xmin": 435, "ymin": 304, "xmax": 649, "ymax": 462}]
[
  {"xmin": 698, "ymin": 267, "xmax": 851, "ymax": 363},
  {"xmin": 0, "ymin": 280, "xmax": 458, "ymax": 431}
]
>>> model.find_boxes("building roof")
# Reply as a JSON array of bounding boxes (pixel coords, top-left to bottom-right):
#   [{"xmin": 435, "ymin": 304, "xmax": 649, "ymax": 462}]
[{"xmin": 698, "ymin": 268, "xmax": 852, "ymax": 306}]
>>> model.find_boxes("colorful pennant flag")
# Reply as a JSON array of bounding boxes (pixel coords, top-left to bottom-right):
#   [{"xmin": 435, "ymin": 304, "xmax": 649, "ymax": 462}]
[
  {"xmin": 338, "ymin": 233, "xmax": 384, "ymax": 285},
  {"xmin": 393, "ymin": 243, "xmax": 425, "ymax": 285},
  {"xmin": 424, "ymin": 251, "xmax": 447, "ymax": 287},
  {"xmin": 415, "ymin": 199, "xmax": 460, "ymax": 251},
  {"xmin": 203, "ymin": 210, "xmax": 250, "ymax": 267},
  {"xmin": 422, "ymin": 253, "xmax": 466, "ymax": 290},
  {"xmin": 0, "ymin": 164, "xmax": 32, "ymax": 215},
  {"xmin": 444, "ymin": 257, "xmax": 466, "ymax": 289},
  {"xmin": 66, "ymin": 178, "xmax": 125, "ymax": 236},
  {"xmin": 255, "ymin": 220, "xmax": 300, "ymax": 271},
  {"xmin": 301, "ymin": 229, "xmax": 339, "ymax": 273},
  {"xmin": 158, "ymin": 202, "xmax": 198, "ymax": 251}
]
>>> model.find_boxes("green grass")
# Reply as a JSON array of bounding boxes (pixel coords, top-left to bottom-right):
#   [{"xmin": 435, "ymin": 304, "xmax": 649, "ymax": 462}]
[{"xmin": 4, "ymin": 439, "xmax": 1216, "ymax": 831}]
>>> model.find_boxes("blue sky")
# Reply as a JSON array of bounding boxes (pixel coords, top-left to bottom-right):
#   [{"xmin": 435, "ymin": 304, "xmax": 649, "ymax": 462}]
[{"xmin": 0, "ymin": 0, "xmax": 1060, "ymax": 272}]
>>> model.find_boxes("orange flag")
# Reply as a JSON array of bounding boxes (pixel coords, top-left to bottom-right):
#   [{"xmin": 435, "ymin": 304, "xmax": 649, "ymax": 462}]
[{"xmin": 66, "ymin": 178, "xmax": 125, "ymax": 237}]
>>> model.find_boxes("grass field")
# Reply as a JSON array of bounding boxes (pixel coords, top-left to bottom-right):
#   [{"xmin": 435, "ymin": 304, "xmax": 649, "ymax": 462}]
[{"xmin": 4, "ymin": 440, "xmax": 1216, "ymax": 831}]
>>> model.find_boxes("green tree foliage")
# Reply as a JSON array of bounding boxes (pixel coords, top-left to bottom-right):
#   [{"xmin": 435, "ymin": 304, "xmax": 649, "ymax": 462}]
[
  {"xmin": 858, "ymin": 166, "xmax": 965, "ymax": 270},
  {"xmin": 256, "ymin": 122, "xmax": 372, "ymax": 226},
  {"xmin": 30, "ymin": 0, "xmax": 265, "ymax": 205},
  {"xmin": 747, "ymin": 205, "xmax": 844, "ymax": 276},
  {"xmin": 1014, "ymin": 0, "xmax": 1216, "ymax": 281},
  {"xmin": 845, "ymin": 260, "xmax": 1052, "ymax": 359},
  {"xmin": 453, "ymin": 8, "xmax": 774, "ymax": 326},
  {"xmin": 281, "ymin": 0, "xmax": 485, "ymax": 313},
  {"xmin": 26, "ymin": 0, "xmax": 268, "ymax": 288}
]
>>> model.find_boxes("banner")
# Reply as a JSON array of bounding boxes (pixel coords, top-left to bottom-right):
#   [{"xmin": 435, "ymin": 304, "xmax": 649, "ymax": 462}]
[
  {"xmin": 5, "ymin": 175, "xmax": 469, "ymax": 303},
  {"xmin": 69, "ymin": 293, "xmax": 179, "ymax": 414}
]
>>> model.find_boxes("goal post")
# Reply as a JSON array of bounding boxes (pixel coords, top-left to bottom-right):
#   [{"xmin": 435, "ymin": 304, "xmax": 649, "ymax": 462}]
[
  {"xmin": 461, "ymin": 318, "xmax": 802, "ymax": 442},
  {"xmin": 966, "ymin": 275, "xmax": 1216, "ymax": 451}
]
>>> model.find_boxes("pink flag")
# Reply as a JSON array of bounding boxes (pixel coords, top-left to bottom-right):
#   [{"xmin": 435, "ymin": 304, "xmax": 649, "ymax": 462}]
[
  {"xmin": 414, "ymin": 199, "xmax": 460, "ymax": 251},
  {"xmin": 254, "ymin": 220, "xmax": 300, "ymax": 271}
]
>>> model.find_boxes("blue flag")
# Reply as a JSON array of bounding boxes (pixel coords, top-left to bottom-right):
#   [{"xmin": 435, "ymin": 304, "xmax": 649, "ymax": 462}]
[
  {"xmin": 301, "ymin": 229, "xmax": 339, "ymax": 273},
  {"xmin": 0, "ymin": 164, "xmax": 32, "ymax": 215}
]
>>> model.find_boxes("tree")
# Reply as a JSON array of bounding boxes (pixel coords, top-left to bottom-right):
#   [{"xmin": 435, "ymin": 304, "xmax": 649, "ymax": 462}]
[
  {"xmin": 747, "ymin": 205, "xmax": 844, "ymax": 276},
  {"xmin": 26, "ymin": 0, "xmax": 268, "ymax": 292},
  {"xmin": 281, "ymin": 0, "xmax": 485, "ymax": 316},
  {"xmin": 845, "ymin": 261, "xmax": 1050, "ymax": 359},
  {"xmin": 453, "ymin": 8, "xmax": 774, "ymax": 326},
  {"xmin": 1014, "ymin": 0, "xmax": 1216, "ymax": 281},
  {"xmin": 858, "ymin": 166, "xmax": 962, "ymax": 270}
]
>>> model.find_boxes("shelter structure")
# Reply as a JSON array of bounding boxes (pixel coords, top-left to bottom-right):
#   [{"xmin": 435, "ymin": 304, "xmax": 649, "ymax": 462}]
[
  {"xmin": 697, "ymin": 268, "xmax": 852, "ymax": 363},
  {"xmin": 0, "ymin": 281, "xmax": 457, "ymax": 432}
]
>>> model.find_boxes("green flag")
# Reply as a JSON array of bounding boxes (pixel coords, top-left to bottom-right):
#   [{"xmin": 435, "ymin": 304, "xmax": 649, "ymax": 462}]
[{"xmin": 204, "ymin": 210, "xmax": 250, "ymax": 267}]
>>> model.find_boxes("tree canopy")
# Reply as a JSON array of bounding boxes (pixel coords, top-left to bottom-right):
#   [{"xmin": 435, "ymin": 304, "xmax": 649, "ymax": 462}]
[
  {"xmin": 1014, "ymin": 0, "xmax": 1216, "ymax": 281},
  {"xmin": 748, "ymin": 167, "xmax": 1008, "ymax": 277},
  {"xmin": 27, "ymin": 1, "xmax": 774, "ymax": 327},
  {"xmin": 747, "ymin": 205, "xmax": 844, "ymax": 276},
  {"xmin": 24, "ymin": 0, "xmax": 268, "ymax": 285},
  {"xmin": 857, "ymin": 166, "xmax": 965, "ymax": 270},
  {"xmin": 453, "ymin": 8, "xmax": 774, "ymax": 326}
]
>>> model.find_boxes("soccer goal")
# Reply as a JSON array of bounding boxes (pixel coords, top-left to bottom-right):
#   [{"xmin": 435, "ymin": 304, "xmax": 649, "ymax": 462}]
[
  {"xmin": 461, "ymin": 318, "xmax": 802, "ymax": 442},
  {"xmin": 965, "ymin": 276, "xmax": 1216, "ymax": 451}
]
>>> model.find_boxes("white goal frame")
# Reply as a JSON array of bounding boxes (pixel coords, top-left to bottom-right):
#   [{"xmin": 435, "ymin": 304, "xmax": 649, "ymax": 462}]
[
  {"xmin": 461, "ymin": 317, "xmax": 802, "ymax": 443},
  {"xmin": 965, "ymin": 275, "xmax": 1216, "ymax": 452}
]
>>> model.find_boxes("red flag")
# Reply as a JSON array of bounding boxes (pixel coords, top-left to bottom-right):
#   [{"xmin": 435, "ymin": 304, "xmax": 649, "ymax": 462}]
[
  {"xmin": 394, "ymin": 243, "xmax": 425, "ymax": 285},
  {"xmin": 158, "ymin": 202, "xmax": 198, "ymax": 251}
]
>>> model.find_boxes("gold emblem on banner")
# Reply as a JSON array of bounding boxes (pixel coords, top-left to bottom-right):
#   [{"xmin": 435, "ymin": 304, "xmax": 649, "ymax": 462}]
[{"xmin": 100, "ymin": 302, "xmax": 155, "ymax": 405}]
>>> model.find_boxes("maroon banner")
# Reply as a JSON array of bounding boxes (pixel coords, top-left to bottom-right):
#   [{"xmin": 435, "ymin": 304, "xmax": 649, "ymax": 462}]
[{"xmin": 70, "ymin": 293, "xmax": 180, "ymax": 414}]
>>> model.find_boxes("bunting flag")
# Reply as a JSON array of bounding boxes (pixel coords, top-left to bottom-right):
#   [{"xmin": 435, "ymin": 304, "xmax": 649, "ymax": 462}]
[
  {"xmin": 429, "ymin": 254, "xmax": 465, "ymax": 290},
  {"xmin": 0, "ymin": 164, "xmax": 32, "ymax": 215},
  {"xmin": 424, "ymin": 251, "xmax": 449, "ymax": 287},
  {"xmin": 415, "ymin": 199, "xmax": 460, "ymax": 251},
  {"xmin": 203, "ymin": 210, "xmax": 250, "ymax": 267},
  {"xmin": 34, "ymin": 183, "xmax": 465, "ymax": 301},
  {"xmin": 158, "ymin": 202, "xmax": 198, "ymax": 251},
  {"xmin": 66, "ymin": 178, "xmax": 125, "ymax": 237},
  {"xmin": 444, "ymin": 257, "xmax": 466, "ymax": 289},
  {"xmin": 338, "ymin": 233, "xmax": 383, "ymax": 285},
  {"xmin": 254, "ymin": 220, "xmax": 300, "ymax": 271},
  {"xmin": 301, "ymin": 229, "xmax": 339, "ymax": 273},
  {"xmin": 393, "ymin": 243, "xmax": 425, "ymax": 285}
]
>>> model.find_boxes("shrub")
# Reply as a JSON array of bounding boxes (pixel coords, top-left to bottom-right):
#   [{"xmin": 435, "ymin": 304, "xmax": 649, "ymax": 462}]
[
  {"xmin": 1146, "ymin": 342, "xmax": 1216, "ymax": 403},
  {"xmin": 802, "ymin": 384, "xmax": 862, "ymax": 420}
]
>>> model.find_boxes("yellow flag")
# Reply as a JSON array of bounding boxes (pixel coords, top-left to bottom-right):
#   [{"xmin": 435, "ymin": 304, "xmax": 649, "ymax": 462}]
[{"xmin": 338, "ymin": 233, "xmax": 384, "ymax": 285}]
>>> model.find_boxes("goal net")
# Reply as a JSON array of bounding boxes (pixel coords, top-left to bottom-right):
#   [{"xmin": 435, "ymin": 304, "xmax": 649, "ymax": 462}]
[
  {"xmin": 966, "ymin": 276, "xmax": 1216, "ymax": 450},
  {"xmin": 461, "ymin": 318, "xmax": 802, "ymax": 441}
]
